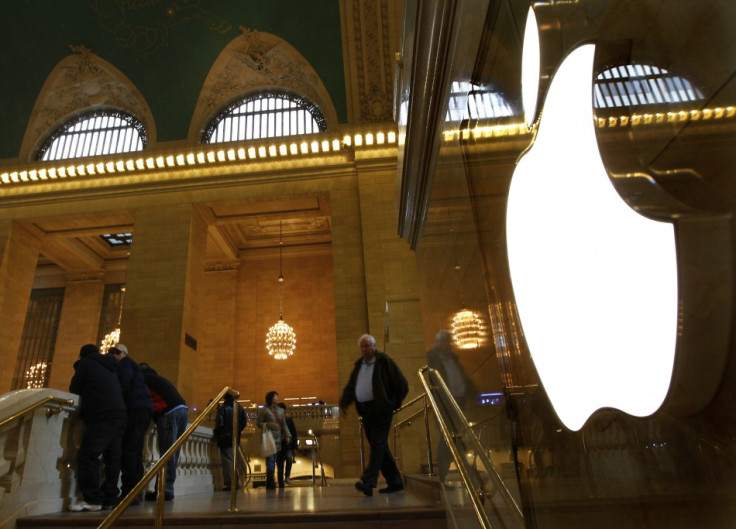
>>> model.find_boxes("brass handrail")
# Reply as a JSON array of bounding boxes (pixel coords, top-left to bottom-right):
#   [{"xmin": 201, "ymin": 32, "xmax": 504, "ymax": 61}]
[
  {"xmin": 98, "ymin": 386, "xmax": 240, "ymax": 529},
  {"xmin": 306, "ymin": 429, "xmax": 327, "ymax": 486},
  {"xmin": 0, "ymin": 396, "xmax": 75, "ymax": 430},
  {"xmin": 392, "ymin": 399, "xmax": 435, "ymax": 476},
  {"xmin": 419, "ymin": 366, "xmax": 524, "ymax": 528}
]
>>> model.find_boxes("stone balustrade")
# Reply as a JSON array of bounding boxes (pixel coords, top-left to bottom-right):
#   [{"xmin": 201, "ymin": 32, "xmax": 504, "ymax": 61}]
[{"xmin": 0, "ymin": 388, "xmax": 219, "ymax": 529}]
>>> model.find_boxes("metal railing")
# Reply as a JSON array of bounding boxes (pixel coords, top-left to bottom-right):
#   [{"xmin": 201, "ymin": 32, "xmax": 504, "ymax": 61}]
[
  {"xmin": 0, "ymin": 395, "xmax": 75, "ymax": 429},
  {"xmin": 305, "ymin": 428, "xmax": 327, "ymax": 486},
  {"xmin": 98, "ymin": 386, "xmax": 240, "ymax": 529},
  {"xmin": 391, "ymin": 393, "xmax": 434, "ymax": 476},
  {"xmin": 419, "ymin": 366, "xmax": 524, "ymax": 529}
]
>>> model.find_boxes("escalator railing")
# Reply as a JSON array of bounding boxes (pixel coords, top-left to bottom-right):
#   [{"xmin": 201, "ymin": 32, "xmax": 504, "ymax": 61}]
[{"xmin": 419, "ymin": 365, "xmax": 524, "ymax": 529}]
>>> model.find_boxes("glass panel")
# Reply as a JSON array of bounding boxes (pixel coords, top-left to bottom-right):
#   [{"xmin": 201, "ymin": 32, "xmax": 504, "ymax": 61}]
[{"xmin": 12, "ymin": 288, "xmax": 64, "ymax": 390}]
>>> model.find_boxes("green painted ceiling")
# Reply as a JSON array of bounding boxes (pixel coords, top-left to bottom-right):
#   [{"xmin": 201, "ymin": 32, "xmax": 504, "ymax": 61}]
[{"xmin": 0, "ymin": 0, "xmax": 347, "ymax": 160}]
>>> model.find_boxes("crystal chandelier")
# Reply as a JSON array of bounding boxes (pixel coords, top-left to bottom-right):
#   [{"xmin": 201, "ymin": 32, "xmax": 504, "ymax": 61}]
[
  {"xmin": 100, "ymin": 286, "xmax": 126, "ymax": 354},
  {"xmin": 266, "ymin": 222, "xmax": 296, "ymax": 359},
  {"xmin": 450, "ymin": 308, "xmax": 487, "ymax": 350}
]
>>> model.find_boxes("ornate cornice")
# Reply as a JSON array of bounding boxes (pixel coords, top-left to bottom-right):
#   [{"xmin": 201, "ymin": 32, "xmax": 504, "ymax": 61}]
[
  {"xmin": 349, "ymin": 0, "xmax": 395, "ymax": 123},
  {"xmin": 66, "ymin": 270, "xmax": 105, "ymax": 283},
  {"xmin": 205, "ymin": 260, "xmax": 241, "ymax": 272}
]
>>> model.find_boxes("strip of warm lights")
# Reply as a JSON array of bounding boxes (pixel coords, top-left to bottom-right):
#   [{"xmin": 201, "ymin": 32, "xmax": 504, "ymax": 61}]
[
  {"xmin": 440, "ymin": 105, "xmax": 736, "ymax": 143},
  {"xmin": 596, "ymin": 106, "xmax": 736, "ymax": 128},
  {"xmin": 0, "ymin": 129, "xmax": 399, "ymax": 186}
]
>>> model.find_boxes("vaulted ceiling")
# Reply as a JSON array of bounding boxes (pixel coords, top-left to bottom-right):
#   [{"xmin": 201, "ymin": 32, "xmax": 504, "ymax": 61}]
[{"xmin": 0, "ymin": 1, "xmax": 347, "ymax": 158}]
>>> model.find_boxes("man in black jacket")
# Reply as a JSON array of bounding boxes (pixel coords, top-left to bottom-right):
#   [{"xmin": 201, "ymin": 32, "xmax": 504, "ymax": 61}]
[
  {"xmin": 340, "ymin": 334, "xmax": 409, "ymax": 496},
  {"xmin": 139, "ymin": 363, "xmax": 188, "ymax": 501},
  {"xmin": 68, "ymin": 344, "xmax": 127, "ymax": 511},
  {"xmin": 109, "ymin": 344, "xmax": 153, "ymax": 503}
]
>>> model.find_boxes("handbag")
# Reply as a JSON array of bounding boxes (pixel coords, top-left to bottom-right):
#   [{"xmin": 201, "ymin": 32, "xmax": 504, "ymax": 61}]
[{"xmin": 261, "ymin": 424, "xmax": 277, "ymax": 457}]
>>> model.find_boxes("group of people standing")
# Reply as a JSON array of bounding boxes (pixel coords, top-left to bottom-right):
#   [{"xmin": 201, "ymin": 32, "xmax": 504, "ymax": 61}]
[
  {"xmin": 68, "ymin": 343, "xmax": 188, "ymax": 512},
  {"xmin": 67, "ymin": 329, "xmax": 469, "ymax": 508}
]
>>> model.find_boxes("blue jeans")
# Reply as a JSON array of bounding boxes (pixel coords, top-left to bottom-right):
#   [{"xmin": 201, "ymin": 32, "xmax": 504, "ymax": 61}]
[
  {"xmin": 266, "ymin": 450, "xmax": 286, "ymax": 487},
  {"xmin": 155, "ymin": 406, "xmax": 188, "ymax": 496}
]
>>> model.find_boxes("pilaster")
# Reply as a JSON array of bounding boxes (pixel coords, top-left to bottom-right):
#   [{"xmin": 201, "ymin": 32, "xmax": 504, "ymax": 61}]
[
  {"xmin": 119, "ymin": 203, "xmax": 208, "ymax": 407},
  {"xmin": 47, "ymin": 271, "xmax": 105, "ymax": 391},
  {"xmin": 0, "ymin": 220, "xmax": 44, "ymax": 391}
]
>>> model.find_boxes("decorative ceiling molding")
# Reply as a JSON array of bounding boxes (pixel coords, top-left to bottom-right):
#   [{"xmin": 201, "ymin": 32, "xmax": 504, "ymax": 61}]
[
  {"xmin": 205, "ymin": 260, "xmax": 241, "ymax": 273},
  {"xmin": 18, "ymin": 45, "xmax": 156, "ymax": 162},
  {"xmin": 66, "ymin": 270, "xmax": 105, "ymax": 283},
  {"xmin": 342, "ymin": 0, "xmax": 401, "ymax": 123},
  {"xmin": 189, "ymin": 28, "xmax": 339, "ymax": 142}
]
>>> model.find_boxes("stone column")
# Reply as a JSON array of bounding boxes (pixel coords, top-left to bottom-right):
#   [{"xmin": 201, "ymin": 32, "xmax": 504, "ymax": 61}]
[
  {"xmin": 47, "ymin": 272, "xmax": 105, "ymax": 391},
  {"xmin": 119, "ymin": 203, "xmax": 208, "ymax": 408},
  {"xmin": 332, "ymin": 163, "xmax": 425, "ymax": 478},
  {"xmin": 0, "ymin": 220, "xmax": 43, "ymax": 392}
]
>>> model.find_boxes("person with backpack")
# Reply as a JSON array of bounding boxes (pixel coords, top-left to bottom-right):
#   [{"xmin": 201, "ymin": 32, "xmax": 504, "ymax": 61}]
[{"xmin": 214, "ymin": 394, "xmax": 247, "ymax": 491}]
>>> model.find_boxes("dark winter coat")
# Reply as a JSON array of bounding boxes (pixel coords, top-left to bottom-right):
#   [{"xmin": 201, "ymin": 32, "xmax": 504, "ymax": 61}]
[
  {"xmin": 214, "ymin": 401, "xmax": 247, "ymax": 448},
  {"xmin": 115, "ymin": 355, "xmax": 154, "ymax": 412},
  {"xmin": 340, "ymin": 351, "xmax": 409, "ymax": 415},
  {"xmin": 69, "ymin": 352, "xmax": 127, "ymax": 423},
  {"xmin": 140, "ymin": 366, "xmax": 187, "ymax": 417}
]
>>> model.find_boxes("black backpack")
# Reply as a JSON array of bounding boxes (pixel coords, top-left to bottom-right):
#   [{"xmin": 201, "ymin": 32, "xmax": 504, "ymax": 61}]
[{"xmin": 214, "ymin": 404, "xmax": 246, "ymax": 448}]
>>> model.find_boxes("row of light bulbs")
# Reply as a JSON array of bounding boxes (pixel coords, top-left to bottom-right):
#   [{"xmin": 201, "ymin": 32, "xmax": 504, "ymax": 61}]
[
  {"xmin": 441, "ymin": 105, "xmax": 736, "ymax": 142},
  {"xmin": 0, "ymin": 130, "xmax": 398, "ymax": 186},
  {"xmin": 596, "ymin": 105, "xmax": 736, "ymax": 128}
]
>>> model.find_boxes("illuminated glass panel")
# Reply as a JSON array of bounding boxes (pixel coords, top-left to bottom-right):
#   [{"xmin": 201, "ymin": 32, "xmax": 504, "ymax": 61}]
[
  {"xmin": 37, "ymin": 111, "xmax": 146, "ymax": 161},
  {"xmin": 446, "ymin": 81, "xmax": 514, "ymax": 122},
  {"xmin": 203, "ymin": 91, "xmax": 326, "ymax": 143},
  {"xmin": 101, "ymin": 233, "xmax": 133, "ymax": 246},
  {"xmin": 594, "ymin": 65, "xmax": 704, "ymax": 109}
]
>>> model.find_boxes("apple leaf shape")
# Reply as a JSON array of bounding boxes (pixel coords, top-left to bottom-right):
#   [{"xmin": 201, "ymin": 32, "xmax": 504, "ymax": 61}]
[{"xmin": 506, "ymin": 44, "xmax": 679, "ymax": 431}]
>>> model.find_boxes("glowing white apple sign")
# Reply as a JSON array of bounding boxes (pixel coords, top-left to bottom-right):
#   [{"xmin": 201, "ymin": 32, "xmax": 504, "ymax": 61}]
[{"xmin": 505, "ymin": 9, "xmax": 679, "ymax": 431}]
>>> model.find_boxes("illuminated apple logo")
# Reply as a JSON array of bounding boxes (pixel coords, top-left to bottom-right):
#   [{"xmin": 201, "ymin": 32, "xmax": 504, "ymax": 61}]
[{"xmin": 505, "ymin": 9, "xmax": 679, "ymax": 431}]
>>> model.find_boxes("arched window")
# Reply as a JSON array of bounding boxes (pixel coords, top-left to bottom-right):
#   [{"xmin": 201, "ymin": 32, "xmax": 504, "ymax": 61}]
[
  {"xmin": 36, "ymin": 110, "xmax": 146, "ymax": 161},
  {"xmin": 202, "ymin": 91, "xmax": 327, "ymax": 144},
  {"xmin": 594, "ymin": 65, "xmax": 704, "ymax": 109}
]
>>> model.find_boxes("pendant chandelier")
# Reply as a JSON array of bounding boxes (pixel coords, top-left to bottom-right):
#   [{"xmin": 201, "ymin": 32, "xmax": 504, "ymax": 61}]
[
  {"xmin": 450, "ymin": 307, "xmax": 487, "ymax": 350},
  {"xmin": 266, "ymin": 222, "xmax": 296, "ymax": 359},
  {"xmin": 100, "ymin": 285, "xmax": 126, "ymax": 354}
]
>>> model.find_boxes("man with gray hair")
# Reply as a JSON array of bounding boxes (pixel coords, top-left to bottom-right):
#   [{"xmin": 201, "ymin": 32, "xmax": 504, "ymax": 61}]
[{"xmin": 340, "ymin": 334, "xmax": 408, "ymax": 496}]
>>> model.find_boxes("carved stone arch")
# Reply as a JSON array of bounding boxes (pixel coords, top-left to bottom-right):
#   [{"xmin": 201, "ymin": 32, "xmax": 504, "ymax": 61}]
[
  {"xmin": 19, "ymin": 45, "xmax": 156, "ymax": 162},
  {"xmin": 189, "ymin": 28, "xmax": 338, "ymax": 143}
]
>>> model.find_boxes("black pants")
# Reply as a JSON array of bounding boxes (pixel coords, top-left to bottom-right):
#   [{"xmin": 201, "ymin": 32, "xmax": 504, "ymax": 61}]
[
  {"xmin": 120, "ymin": 408, "xmax": 152, "ymax": 497},
  {"xmin": 77, "ymin": 416, "xmax": 127, "ymax": 504},
  {"xmin": 357, "ymin": 403, "xmax": 402, "ymax": 489}
]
